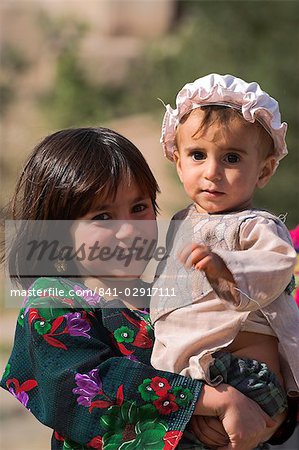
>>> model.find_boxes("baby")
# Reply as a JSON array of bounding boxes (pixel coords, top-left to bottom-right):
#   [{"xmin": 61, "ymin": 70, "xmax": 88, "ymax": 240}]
[{"xmin": 151, "ymin": 74, "xmax": 299, "ymax": 443}]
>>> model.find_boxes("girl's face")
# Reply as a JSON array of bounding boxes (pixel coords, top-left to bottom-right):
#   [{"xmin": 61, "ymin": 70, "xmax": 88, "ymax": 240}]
[{"xmin": 71, "ymin": 180, "xmax": 157, "ymax": 279}]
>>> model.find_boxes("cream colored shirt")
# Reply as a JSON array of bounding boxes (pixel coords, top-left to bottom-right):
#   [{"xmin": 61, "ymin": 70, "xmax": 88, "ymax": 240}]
[{"xmin": 151, "ymin": 207, "xmax": 299, "ymax": 396}]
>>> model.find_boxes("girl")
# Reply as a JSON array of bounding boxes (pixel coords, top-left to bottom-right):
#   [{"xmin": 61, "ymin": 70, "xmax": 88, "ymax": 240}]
[{"xmin": 1, "ymin": 127, "xmax": 275, "ymax": 449}]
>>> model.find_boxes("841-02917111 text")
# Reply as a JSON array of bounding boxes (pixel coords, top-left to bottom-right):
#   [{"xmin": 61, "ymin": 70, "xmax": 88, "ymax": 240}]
[{"xmin": 94, "ymin": 287, "xmax": 177, "ymax": 297}]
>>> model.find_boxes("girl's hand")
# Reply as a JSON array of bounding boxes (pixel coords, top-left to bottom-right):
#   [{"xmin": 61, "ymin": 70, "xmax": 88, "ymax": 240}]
[
  {"xmin": 189, "ymin": 415, "xmax": 229, "ymax": 448},
  {"xmin": 194, "ymin": 384, "xmax": 276, "ymax": 450},
  {"xmin": 177, "ymin": 242, "xmax": 234, "ymax": 283}
]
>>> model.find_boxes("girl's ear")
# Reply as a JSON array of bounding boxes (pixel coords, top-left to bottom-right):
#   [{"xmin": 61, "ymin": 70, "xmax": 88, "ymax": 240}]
[
  {"xmin": 173, "ymin": 150, "xmax": 184, "ymax": 183},
  {"xmin": 256, "ymin": 156, "xmax": 277, "ymax": 189}
]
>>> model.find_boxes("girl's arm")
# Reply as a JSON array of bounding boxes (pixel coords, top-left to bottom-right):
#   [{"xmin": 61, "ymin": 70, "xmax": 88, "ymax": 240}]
[
  {"xmin": 0, "ymin": 275, "xmax": 280, "ymax": 450},
  {"xmin": 1, "ymin": 302, "xmax": 279, "ymax": 450},
  {"xmin": 1, "ymin": 303, "xmax": 277, "ymax": 450},
  {"xmin": 193, "ymin": 383, "xmax": 277, "ymax": 450},
  {"xmin": 1, "ymin": 293, "xmax": 202, "ymax": 448}
]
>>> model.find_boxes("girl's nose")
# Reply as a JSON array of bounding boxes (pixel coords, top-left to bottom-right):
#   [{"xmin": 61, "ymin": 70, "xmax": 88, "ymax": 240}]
[
  {"xmin": 115, "ymin": 222, "xmax": 136, "ymax": 241},
  {"xmin": 204, "ymin": 158, "xmax": 222, "ymax": 181}
]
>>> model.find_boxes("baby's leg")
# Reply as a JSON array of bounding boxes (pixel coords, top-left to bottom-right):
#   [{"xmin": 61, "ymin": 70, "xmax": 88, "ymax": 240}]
[
  {"xmin": 209, "ymin": 351, "xmax": 288, "ymax": 419},
  {"xmin": 208, "ymin": 351, "xmax": 288, "ymax": 443}
]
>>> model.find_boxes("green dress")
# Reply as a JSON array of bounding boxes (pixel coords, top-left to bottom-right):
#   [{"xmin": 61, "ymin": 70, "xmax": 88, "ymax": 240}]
[{"xmin": 1, "ymin": 277, "xmax": 203, "ymax": 450}]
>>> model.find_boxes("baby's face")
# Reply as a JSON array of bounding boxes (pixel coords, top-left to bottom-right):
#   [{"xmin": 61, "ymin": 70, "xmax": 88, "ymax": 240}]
[{"xmin": 175, "ymin": 109, "xmax": 275, "ymax": 214}]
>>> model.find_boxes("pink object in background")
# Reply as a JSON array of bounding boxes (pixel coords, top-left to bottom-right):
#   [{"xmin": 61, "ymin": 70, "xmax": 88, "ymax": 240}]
[{"xmin": 290, "ymin": 225, "xmax": 299, "ymax": 306}]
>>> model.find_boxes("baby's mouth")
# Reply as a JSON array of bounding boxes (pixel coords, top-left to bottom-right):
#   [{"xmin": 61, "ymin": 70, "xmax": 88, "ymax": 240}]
[{"xmin": 202, "ymin": 189, "xmax": 225, "ymax": 196}]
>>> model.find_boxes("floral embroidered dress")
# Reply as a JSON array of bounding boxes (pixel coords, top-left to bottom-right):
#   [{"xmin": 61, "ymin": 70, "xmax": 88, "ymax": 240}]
[{"xmin": 0, "ymin": 277, "xmax": 203, "ymax": 450}]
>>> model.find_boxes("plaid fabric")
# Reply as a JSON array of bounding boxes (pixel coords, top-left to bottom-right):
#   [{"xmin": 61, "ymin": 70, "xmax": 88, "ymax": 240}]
[{"xmin": 210, "ymin": 351, "xmax": 287, "ymax": 417}]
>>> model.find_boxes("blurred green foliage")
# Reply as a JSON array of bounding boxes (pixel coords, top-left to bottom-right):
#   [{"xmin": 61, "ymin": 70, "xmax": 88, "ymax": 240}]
[
  {"xmin": 39, "ymin": 12, "xmax": 127, "ymax": 127},
  {"xmin": 0, "ymin": 43, "xmax": 30, "ymax": 115},
  {"xmin": 41, "ymin": 0, "xmax": 298, "ymax": 226},
  {"xmin": 41, "ymin": 46, "xmax": 129, "ymax": 126}
]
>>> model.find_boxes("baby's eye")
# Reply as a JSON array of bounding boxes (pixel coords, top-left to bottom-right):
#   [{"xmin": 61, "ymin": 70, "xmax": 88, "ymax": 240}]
[
  {"xmin": 191, "ymin": 151, "xmax": 205, "ymax": 161},
  {"xmin": 91, "ymin": 212, "xmax": 110, "ymax": 220},
  {"xmin": 225, "ymin": 153, "xmax": 240, "ymax": 164}
]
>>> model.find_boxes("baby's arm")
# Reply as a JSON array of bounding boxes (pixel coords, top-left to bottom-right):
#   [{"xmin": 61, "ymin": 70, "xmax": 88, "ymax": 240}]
[
  {"xmin": 178, "ymin": 216, "xmax": 296, "ymax": 310},
  {"xmin": 177, "ymin": 240, "xmax": 237, "ymax": 302}
]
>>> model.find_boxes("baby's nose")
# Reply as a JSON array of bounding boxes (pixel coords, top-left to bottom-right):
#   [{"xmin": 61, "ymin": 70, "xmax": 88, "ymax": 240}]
[{"xmin": 204, "ymin": 159, "xmax": 222, "ymax": 181}]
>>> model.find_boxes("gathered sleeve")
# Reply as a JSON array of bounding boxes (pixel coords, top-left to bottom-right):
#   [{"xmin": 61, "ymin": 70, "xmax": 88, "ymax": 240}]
[
  {"xmin": 0, "ymin": 279, "xmax": 202, "ymax": 449},
  {"xmin": 213, "ymin": 216, "xmax": 297, "ymax": 311}
]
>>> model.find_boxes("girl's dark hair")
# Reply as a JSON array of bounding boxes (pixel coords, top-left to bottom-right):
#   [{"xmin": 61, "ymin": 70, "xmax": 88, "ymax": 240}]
[{"xmin": 5, "ymin": 127, "xmax": 160, "ymax": 287}]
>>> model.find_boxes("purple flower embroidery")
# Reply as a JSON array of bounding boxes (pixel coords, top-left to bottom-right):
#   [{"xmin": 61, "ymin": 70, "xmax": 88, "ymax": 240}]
[
  {"xmin": 73, "ymin": 285, "xmax": 102, "ymax": 307},
  {"xmin": 6, "ymin": 378, "xmax": 37, "ymax": 411},
  {"xmin": 73, "ymin": 369, "xmax": 102, "ymax": 406},
  {"xmin": 9, "ymin": 387, "xmax": 29, "ymax": 408},
  {"xmin": 125, "ymin": 354, "xmax": 139, "ymax": 362},
  {"xmin": 137, "ymin": 308, "xmax": 150, "ymax": 315},
  {"xmin": 65, "ymin": 312, "xmax": 91, "ymax": 338}
]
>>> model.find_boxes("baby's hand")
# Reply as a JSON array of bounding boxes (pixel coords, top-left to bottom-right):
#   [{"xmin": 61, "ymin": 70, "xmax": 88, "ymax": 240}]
[{"xmin": 177, "ymin": 243, "xmax": 234, "ymax": 283}]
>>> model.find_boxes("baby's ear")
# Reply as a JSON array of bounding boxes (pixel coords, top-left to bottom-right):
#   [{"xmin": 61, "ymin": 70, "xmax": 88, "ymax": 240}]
[
  {"xmin": 256, "ymin": 156, "xmax": 277, "ymax": 188},
  {"xmin": 173, "ymin": 150, "xmax": 180, "ymax": 163},
  {"xmin": 173, "ymin": 150, "xmax": 184, "ymax": 183}
]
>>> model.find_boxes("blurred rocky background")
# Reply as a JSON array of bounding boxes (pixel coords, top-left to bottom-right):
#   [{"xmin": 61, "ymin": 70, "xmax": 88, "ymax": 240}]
[{"xmin": 0, "ymin": 1, "xmax": 298, "ymax": 448}]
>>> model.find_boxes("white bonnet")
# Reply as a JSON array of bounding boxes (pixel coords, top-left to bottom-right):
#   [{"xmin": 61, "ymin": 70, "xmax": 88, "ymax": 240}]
[{"xmin": 161, "ymin": 73, "xmax": 288, "ymax": 164}]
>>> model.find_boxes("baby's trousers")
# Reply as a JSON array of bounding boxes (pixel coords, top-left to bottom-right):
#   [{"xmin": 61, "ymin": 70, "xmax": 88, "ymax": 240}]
[
  {"xmin": 178, "ymin": 351, "xmax": 287, "ymax": 449},
  {"xmin": 210, "ymin": 351, "xmax": 287, "ymax": 417}
]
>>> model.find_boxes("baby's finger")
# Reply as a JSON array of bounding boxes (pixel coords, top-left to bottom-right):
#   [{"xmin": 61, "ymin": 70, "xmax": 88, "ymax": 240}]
[
  {"xmin": 177, "ymin": 243, "xmax": 202, "ymax": 265},
  {"xmin": 192, "ymin": 248, "xmax": 210, "ymax": 268},
  {"xmin": 176, "ymin": 242, "xmax": 193, "ymax": 264},
  {"xmin": 184, "ymin": 247, "xmax": 209, "ymax": 269},
  {"xmin": 194, "ymin": 254, "xmax": 214, "ymax": 271}
]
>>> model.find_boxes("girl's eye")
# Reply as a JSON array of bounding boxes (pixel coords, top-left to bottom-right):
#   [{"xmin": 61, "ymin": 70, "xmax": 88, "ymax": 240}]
[
  {"xmin": 91, "ymin": 213, "xmax": 110, "ymax": 220},
  {"xmin": 191, "ymin": 151, "xmax": 205, "ymax": 161},
  {"xmin": 133, "ymin": 204, "xmax": 147, "ymax": 213},
  {"xmin": 225, "ymin": 153, "xmax": 240, "ymax": 164}
]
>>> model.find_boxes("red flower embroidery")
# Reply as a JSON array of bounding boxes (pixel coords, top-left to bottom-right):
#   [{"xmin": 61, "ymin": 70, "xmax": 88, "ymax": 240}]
[
  {"xmin": 153, "ymin": 393, "xmax": 179, "ymax": 415},
  {"xmin": 150, "ymin": 377, "xmax": 171, "ymax": 397},
  {"xmin": 163, "ymin": 430, "xmax": 183, "ymax": 450},
  {"xmin": 54, "ymin": 431, "xmax": 65, "ymax": 442},
  {"xmin": 87, "ymin": 435, "xmax": 103, "ymax": 449}
]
